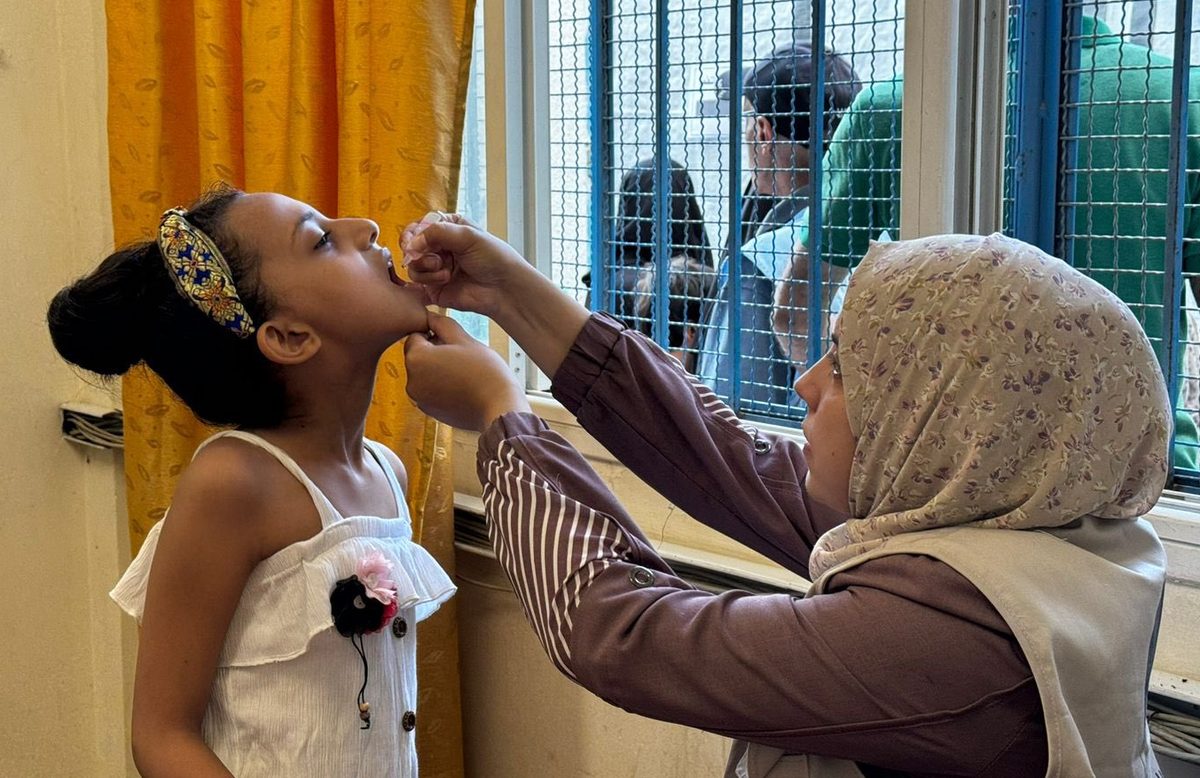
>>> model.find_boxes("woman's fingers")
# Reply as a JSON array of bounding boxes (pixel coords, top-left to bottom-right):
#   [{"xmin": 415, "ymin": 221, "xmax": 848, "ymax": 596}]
[
  {"xmin": 442, "ymin": 212, "xmax": 478, "ymax": 229},
  {"xmin": 402, "ymin": 221, "xmax": 478, "ymax": 259},
  {"xmin": 403, "ymin": 329, "xmax": 433, "ymax": 360},
  {"xmin": 404, "ymin": 314, "xmax": 469, "ymax": 364},
  {"xmin": 425, "ymin": 311, "xmax": 469, "ymax": 343},
  {"xmin": 407, "ymin": 265, "xmax": 452, "ymax": 286}
]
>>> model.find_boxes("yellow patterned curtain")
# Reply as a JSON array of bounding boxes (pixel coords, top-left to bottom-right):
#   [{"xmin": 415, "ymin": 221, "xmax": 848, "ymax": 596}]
[{"xmin": 107, "ymin": 2, "xmax": 471, "ymax": 774}]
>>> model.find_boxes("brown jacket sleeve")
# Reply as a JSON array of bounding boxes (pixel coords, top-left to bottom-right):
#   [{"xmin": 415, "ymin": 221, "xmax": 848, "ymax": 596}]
[{"xmin": 551, "ymin": 313, "xmax": 840, "ymax": 575}]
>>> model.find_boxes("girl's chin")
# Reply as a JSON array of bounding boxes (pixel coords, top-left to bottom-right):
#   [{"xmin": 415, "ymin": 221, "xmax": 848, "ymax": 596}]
[{"xmin": 390, "ymin": 279, "xmax": 427, "ymax": 306}]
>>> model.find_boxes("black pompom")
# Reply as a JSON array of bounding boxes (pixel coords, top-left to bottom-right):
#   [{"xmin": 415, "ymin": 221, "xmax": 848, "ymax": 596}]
[{"xmin": 330, "ymin": 575, "xmax": 385, "ymax": 637}]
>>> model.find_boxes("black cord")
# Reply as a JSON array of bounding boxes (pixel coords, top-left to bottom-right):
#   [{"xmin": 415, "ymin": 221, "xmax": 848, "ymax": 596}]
[{"xmin": 351, "ymin": 633, "xmax": 371, "ymax": 730}]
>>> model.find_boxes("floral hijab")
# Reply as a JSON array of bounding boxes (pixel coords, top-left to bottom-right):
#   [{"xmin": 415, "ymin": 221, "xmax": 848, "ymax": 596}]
[{"xmin": 808, "ymin": 233, "xmax": 1171, "ymax": 578}]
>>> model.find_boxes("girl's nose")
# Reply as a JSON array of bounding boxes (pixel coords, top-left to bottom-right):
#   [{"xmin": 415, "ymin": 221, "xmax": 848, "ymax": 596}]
[{"xmin": 353, "ymin": 217, "xmax": 379, "ymax": 249}]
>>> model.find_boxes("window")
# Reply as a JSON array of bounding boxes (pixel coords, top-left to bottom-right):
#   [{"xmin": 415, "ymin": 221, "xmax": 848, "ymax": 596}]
[
  {"xmin": 456, "ymin": 0, "xmax": 1200, "ymax": 666},
  {"xmin": 457, "ymin": 0, "xmax": 1200, "ymax": 688},
  {"xmin": 452, "ymin": 0, "xmax": 490, "ymax": 344},
  {"xmin": 549, "ymin": 0, "xmax": 904, "ymax": 424},
  {"xmin": 1004, "ymin": 0, "xmax": 1200, "ymax": 489}
]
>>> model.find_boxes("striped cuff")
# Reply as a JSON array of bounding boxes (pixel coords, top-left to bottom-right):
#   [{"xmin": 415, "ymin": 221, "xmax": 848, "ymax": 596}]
[{"xmin": 478, "ymin": 414, "xmax": 631, "ymax": 679}]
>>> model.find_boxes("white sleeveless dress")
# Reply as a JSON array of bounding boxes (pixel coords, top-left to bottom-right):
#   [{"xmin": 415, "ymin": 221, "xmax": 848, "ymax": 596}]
[{"xmin": 111, "ymin": 431, "xmax": 456, "ymax": 777}]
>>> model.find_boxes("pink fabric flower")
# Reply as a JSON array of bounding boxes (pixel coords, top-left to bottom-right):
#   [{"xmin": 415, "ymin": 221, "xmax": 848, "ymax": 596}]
[{"xmin": 355, "ymin": 551, "xmax": 398, "ymax": 605}]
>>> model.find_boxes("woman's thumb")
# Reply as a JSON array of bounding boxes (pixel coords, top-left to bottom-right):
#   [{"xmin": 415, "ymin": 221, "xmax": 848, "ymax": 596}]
[
  {"xmin": 426, "ymin": 311, "xmax": 469, "ymax": 342},
  {"xmin": 403, "ymin": 330, "xmax": 433, "ymax": 360}
]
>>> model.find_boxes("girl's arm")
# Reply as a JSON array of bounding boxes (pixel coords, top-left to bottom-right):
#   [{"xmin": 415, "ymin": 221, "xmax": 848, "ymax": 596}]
[{"xmin": 130, "ymin": 442, "xmax": 269, "ymax": 777}]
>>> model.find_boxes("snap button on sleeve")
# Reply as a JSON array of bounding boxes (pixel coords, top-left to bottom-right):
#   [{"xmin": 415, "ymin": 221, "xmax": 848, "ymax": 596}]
[{"xmin": 629, "ymin": 567, "xmax": 656, "ymax": 588}]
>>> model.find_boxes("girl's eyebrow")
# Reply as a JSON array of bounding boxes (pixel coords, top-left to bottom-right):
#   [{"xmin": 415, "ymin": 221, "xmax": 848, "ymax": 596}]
[{"xmin": 293, "ymin": 211, "xmax": 316, "ymax": 242}]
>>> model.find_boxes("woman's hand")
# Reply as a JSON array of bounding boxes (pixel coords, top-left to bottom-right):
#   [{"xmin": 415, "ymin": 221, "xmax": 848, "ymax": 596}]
[
  {"xmin": 401, "ymin": 212, "xmax": 591, "ymax": 380},
  {"xmin": 404, "ymin": 312, "xmax": 532, "ymax": 432},
  {"xmin": 401, "ymin": 213, "xmax": 533, "ymax": 319}
]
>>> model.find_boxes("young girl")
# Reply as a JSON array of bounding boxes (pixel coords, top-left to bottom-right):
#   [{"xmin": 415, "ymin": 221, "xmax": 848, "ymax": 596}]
[{"xmin": 48, "ymin": 187, "xmax": 455, "ymax": 777}]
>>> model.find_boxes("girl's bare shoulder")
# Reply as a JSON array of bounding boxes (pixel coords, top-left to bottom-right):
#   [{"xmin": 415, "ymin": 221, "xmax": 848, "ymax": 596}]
[{"xmin": 168, "ymin": 436, "xmax": 319, "ymax": 556}]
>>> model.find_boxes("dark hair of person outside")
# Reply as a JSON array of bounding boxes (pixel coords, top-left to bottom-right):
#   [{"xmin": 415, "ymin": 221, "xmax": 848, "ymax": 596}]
[
  {"xmin": 611, "ymin": 157, "xmax": 714, "ymax": 270},
  {"xmin": 583, "ymin": 157, "xmax": 714, "ymax": 286},
  {"xmin": 738, "ymin": 42, "xmax": 862, "ymax": 150},
  {"xmin": 628, "ymin": 256, "xmax": 718, "ymax": 372}
]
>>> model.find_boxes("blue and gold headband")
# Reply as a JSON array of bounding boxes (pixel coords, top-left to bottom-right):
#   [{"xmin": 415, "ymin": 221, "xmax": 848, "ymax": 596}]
[{"xmin": 157, "ymin": 207, "xmax": 256, "ymax": 337}]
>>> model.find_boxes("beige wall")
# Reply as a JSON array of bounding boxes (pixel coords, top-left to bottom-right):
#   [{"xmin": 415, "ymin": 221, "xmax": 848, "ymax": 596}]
[
  {"xmin": 456, "ymin": 547, "xmax": 732, "ymax": 777},
  {"xmin": 0, "ymin": 1, "xmax": 135, "ymax": 776}
]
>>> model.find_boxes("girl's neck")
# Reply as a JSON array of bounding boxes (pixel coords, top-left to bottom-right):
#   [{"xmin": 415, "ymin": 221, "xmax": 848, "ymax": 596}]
[{"xmin": 257, "ymin": 360, "xmax": 380, "ymax": 466}]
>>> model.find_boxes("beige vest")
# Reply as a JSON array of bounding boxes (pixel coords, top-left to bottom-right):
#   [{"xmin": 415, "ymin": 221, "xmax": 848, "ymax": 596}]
[{"xmin": 727, "ymin": 517, "xmax": 1166, "ymax": 778}]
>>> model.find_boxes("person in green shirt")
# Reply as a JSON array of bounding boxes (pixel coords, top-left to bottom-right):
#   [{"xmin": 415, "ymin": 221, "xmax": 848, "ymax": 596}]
[
  {"xmin": 788, "ymin": 16, "xmax": 1200, "ymax": 469},
  {"xmin": 809, "ymin": 75, "xmax": 903, "ymax": 271}
]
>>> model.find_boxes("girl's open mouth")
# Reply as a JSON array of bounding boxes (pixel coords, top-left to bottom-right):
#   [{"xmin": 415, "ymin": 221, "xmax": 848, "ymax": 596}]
[{"xmin": 383, "ymin": 247, "xmax": 407, "ymax": 287}]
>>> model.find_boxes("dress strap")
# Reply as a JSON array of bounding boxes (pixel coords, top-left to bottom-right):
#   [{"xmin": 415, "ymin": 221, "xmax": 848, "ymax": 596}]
[
  {"xmin": 363, "ymin": 439, "xmax": 409, "ymax": 520},
  {"xmin": 195, "ymin": 430, "xmax": 343, "ymax": 527}
]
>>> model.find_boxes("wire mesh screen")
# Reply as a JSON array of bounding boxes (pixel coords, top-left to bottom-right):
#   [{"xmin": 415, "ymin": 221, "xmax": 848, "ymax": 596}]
[
  {"xmin": 452, "ymin": 0, "xmax": 489, "ymax": 343},
  {"xmin": 546, "ymin": 0, "xmax": 904, "ymax": 426},
  {"xmin": 548, "ymin": 4, "xmax": 593, "ymax": 297},
  {"xmin": 1184, "ymin": 6, "xmax": 1200, "ymax": 487},
  {"xmin": 1001, "ymin": 0, "xmax": 1024, "ymax": 236},
  {"xmin": 1055, "ymin": 0, "xmax": 1200, "ymax": 484}
]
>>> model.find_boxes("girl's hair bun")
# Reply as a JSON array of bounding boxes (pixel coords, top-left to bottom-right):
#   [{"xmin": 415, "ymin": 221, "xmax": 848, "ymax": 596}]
[{"xmin": 47, "ymin": 242, "xmax": 166, "ymax": 376}]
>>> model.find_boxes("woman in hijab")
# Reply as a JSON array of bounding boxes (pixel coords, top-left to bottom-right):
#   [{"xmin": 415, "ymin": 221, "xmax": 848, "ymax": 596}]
[{"xmin": 402, "ymin": 219, "xmax": 1166, "ymax": 778}]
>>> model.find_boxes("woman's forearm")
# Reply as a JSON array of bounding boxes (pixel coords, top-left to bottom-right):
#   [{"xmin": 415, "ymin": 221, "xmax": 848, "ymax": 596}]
[{"xmin": 488, "ymin": 264, "xmax": 591, "ymax": 380}]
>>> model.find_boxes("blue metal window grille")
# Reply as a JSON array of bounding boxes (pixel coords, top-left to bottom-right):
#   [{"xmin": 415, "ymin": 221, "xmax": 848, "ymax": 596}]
[
  {"xmin": 1005, "ymin": 0, "xmax": 1200, "ymax": 490},
  {"xmin": 1002, "ymin": 1, "xmax": 1025, "ymax": 236},
  {"xmin": 547, "ymin": 0, "xmax": 904, "ymax": 427}
]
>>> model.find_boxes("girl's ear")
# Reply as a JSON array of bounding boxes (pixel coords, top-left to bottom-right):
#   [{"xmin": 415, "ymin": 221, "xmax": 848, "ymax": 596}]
[{"xmin": 256, "ymin": 316, "xmax": 321, "ymax": 366}]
